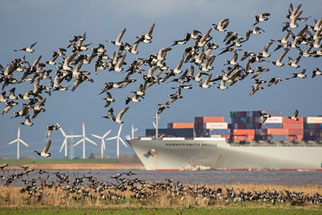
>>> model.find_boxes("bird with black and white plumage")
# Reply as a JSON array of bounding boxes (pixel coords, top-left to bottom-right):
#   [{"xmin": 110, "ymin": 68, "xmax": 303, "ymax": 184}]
[
  {"xmin": 34, "ymin": 140, "xmax": 52, "ymax": 157},
  {"xmin": 260, "ymin": 111, "xmax": 272, "ymax": 124},
  {"xmin": 102, "ymin": 92, "xmax": 115, "ymax": 107},
  {"xmin": 14, "ymin": 42, "xmax": 37, "ymax": 53},
  {"xmin": 253, "ymin": 13, "xmax": 270, "ymax": 26},
  {"xmin": 212, "ymin": 19, "xmax": 229, "ymax": 32},
  {"xmin": 285, "ymin": 69, "xmax": 307, "ymax": 80},
  {"xmin": 47, "ymin": 123, "xmax": 60, "ymax": 138},
  {"xmin": 137, "ymin": 23, "xmax": 155, "ymax": 43},
  {"xmin": 108, "ymin": 28, "xmax": 126, "ymax": 47},
  {"xmin": 311, "ymin": 68, "xmax": 321, "ymax": 78},
  {"xmin": 269, "ymin": 48, "xmax": 289, "ymax": 67},
  {"xmin": 267, "ymin": 77, "xmax": 282, "ymax": 87},
  {"xmin": 289, "ymin": 109, "xmax": 299, "ymax": 121},
  {"xmin": 245, "ymin": 27, "xmax": 265, "ymax": 41},
  {"xmin": 288, "ymin": 55, "xmax": 301, "ymax": 68},
  {"xmin": 103, "ymin": 106, "xmax": 129, "ymax": 124}
]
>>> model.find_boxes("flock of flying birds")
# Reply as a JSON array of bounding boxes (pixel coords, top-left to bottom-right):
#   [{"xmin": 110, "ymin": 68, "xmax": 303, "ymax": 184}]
[{"xmin": 0, "ymin": 4, "xmax": 321, "ymax": 157}]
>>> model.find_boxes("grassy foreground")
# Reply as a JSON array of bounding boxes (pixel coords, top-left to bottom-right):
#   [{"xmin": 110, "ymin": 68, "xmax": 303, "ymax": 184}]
[{"xmin": 0, "ymin": 206, "xmax": 321, "ymax": 215}]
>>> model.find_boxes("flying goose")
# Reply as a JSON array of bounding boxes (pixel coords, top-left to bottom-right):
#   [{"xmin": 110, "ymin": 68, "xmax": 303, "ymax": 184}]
[
  {"xmin": 14, "ymin": 42, "xmax": 37, "ymax": 53},
  {"xmin": 288, "ymin": 55, "xmax": 301, "ymax": 68},
  {"xmin": 253, "ymin": 13, "xmax": 270, "ymax": 26},
  {"xmin": 108, "ymin": 28, "xmax": 126, "ymax": 47},
  {"xmin": 267, "ymin": 77, "xmax": 282, "ymax": 86},
  {"xmin": 137, "ymin": 23, "xmax": 155, "ymax": 43},
  {"xmin": 20, "ymin": 115, "xmax": 34, "ymax": 126},
  {"xmin": 285, "ymin": 69, "xmax": 307, "ymax": 80},
  {"xmin": 47, "ymin": 123, "xmax": 60, "ymax": 138},
  {"xmin": 102, "ymin": 92, "xmax": 115, "ymax": 107},
  {"xmin": 270, "ymin": 48, "xmax": 289, "ymax": 67},
  {"xmin": 34, "ymin": 140, "xmax": 52, "ymax": 157},
  {"xmin": 212, "ymin": 19, "xmax": 229, "ymax": 31},
  {"xmin": 288, "ymin": 109, "xmax": 299, "ymax": 121},
  {"xmin": 260, "ymin": 111, "xmax": 272, "ymax": 124},
  {"xmin": 311, "ymin": 68, "xmax": 322, "ymax": 78},
  {"xmin": 104, "ymin": 106, "xmax": 129, "ymax": 123}
]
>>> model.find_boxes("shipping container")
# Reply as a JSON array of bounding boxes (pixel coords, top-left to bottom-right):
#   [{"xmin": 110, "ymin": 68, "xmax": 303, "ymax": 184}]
[
  {"xmin": 205, "ymin": 122, "xmax": 228, "ymax": 129},
  {"xmin": 264, "ymin": 116, "xmax": 283, "ymax": 124},
  {"xmin": 306, "ymin": 117, "xmax": 322, "ymax": 124},
  {"xmin": 262, "ymin": 123, "xmax": 283, "ymax": 129},
  {"xmin": 169, "ymin": 122, "xmax": 194, "ymax": 129},
  {"xmin": 266, "ymin": 128, "xmax": 289, "ymax": 135},
  {"xmin": 223, "ymin": 134, "xmax": 230, "ymax": 142},
  {"xmin": 209, "ymin": 129, "xmax": 230, "ymax": 135},
  {"xmin": 288, "ymin": 129, "xmax": 304, "ymax": 135},
  {"xmin": 283, "ymin": 117, "xmax": 304, "ymax": 124},
  {"xmin": 233, "ymin": 129, "xmax": 255, "ymax": 135},
  {"xmin": 269, "ymin": 135, "xmax": 288, "ymax": 141},
  {"xmin": 195, "ymin": 116, "xmax": 225, "ymax": 123}
]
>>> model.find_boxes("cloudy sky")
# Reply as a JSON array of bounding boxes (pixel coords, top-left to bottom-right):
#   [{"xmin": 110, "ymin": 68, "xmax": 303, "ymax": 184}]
[{"xmin": 0, "ymin": 0, "xmax": 321, "ymax": 159}]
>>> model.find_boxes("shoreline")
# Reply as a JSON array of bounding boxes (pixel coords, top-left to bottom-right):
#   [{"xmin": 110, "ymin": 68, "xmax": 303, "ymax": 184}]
[{"xmin": 6, "ymin": 163, "xmax": 144, "ymax": 170}]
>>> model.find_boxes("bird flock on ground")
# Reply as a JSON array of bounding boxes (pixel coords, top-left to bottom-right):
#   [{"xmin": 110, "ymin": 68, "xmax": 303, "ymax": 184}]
[
  {"xmin": 0, "ymin": 4, "xmax": 321, "ymax": 134},
  {"xmin": 0, "ymin": 165, "xmax": 321, "ymax": 206}
]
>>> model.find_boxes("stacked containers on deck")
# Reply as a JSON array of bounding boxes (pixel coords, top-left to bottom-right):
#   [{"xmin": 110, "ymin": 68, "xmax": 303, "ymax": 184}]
[
  {"xmin": 283, "ymin": 117, "xmax": 304, "ymax": 141},
  {"xmin": 304, "ymin": 117, "xmax": 322, "ymax": 141},
  {"xmin": 230, "ymin": 111, "xmax": 261, "ymax": 141},
  {"xmin": 205, "ymin": 122, "xmax": 230, "ymax": 141},
  {"xmin": 194, "ymin": 116, "xmax": 225, "ymax": 137}
]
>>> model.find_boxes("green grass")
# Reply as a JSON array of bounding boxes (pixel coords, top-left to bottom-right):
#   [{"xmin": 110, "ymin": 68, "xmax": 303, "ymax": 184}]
[
  {"xmin": 0, "ymin": 158, "xmax": 117, "ymax": 165},
  {"xmin": 0, "ymin": 207, "xmax": 321, "ymax": 215}
]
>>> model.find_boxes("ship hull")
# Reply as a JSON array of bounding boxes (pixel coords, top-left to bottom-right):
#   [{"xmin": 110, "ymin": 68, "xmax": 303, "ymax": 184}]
[{"xmin": 127, "ymin": 138, "xmax": 322, "ymax": 171}]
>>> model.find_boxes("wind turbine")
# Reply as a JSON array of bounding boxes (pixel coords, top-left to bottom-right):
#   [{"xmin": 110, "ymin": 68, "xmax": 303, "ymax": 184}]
[
  {"xmin": 106, "ymin": 124, "xmax": 128, "ymax": 159},
  {"xmin": 8, "ymin": 127, "xmax": 29, "ymax": 160},
  {"xmin": 91, "ymin": 129, "xmax": 112, "ymax": 159},
  {"xmin": 58, "ymin": 124, "xmax": 82, "ymax": 159},
  {"xmin": 73, "ymin": 122, "xmax": 98, "ymax": 159}
]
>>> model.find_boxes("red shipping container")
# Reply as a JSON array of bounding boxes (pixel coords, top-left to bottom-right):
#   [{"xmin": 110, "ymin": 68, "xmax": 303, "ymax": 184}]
[
  {"xmin": 171, "ymin": 122, "xmax": 194, "ymax": 129},
  {"xmin": 283, "ymin": 117, "xmax": 304, "ymax": 125},
  {"xmin": 233, "ymin": 129, "xmax": 255, "ymax": 135},
  {"xmin": 267, "ymin": 128, "xmax": 289, "ymax": 135},
  {"xmin": 195, "ymin": 116, "xmax": 225, "ymax": 123},
  {"xmin": 288, "ymin": 129, "xmax": 304, "ymax": 135}
]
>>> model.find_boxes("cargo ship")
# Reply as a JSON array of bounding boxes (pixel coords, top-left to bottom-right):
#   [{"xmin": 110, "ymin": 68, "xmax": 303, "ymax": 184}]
[{"xmin": 126, "ymin": 111, "xmax": 322, "ymax": 171}]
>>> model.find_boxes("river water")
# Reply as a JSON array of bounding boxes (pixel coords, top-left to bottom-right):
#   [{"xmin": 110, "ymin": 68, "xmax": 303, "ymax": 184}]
[{"xmin": 2, "ymin": 169, "xmax": 322, "ymax": 186}]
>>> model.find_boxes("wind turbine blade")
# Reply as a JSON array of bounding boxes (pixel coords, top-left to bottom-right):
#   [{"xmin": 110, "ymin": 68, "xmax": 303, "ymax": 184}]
[
  {"xmin": 67, "ymin": 135, "xmax": 82, "ymax": 138},
  {"xmin": 152, "ymin": 121, "xmax": 156, "ymax": 128},
  {"xmin": 82, "ymin": 122, "xmax": 85, "ymax": 137},
  {"xmin": 85, "ymin": 137, "xmax": 98, "ymax": 146},
  {"xmin": 8, "ymin": 139, "xmax": 18, "ymax": 145},
  {"xmin": 91, "ymin": 134, "xmax": 102, "ymax": 139},
  {"xmin": 117, "ymin": 124, "xmax": 123, "ymax": 137},
  {"xmin": 59, "ymin": 127, "xmax": 67, "ymax": 137},
  {"xmin": 119, "ymin": 138, "xmax": 128, "ymax": 148},
  {"xmin": 106, "ymin": 136, "xmax": 117, "ymax": 141},
  {"xmin": 103, "ymin": 129, "xmax": 112, "ymax": 138},
  {"xmin": 59, "ymin": 138, "xmax": 67, "ymax": 152},
  {"xmin": 20, "ymin": 139, "xmax": 29, "ymax": 147},
  {"xmin": 18, "ymin": 127, "xmax": 20, "ymax": 139},
  {"xmin": 73, "ymin": 138, "xmax": 83, "ymax": 147}
]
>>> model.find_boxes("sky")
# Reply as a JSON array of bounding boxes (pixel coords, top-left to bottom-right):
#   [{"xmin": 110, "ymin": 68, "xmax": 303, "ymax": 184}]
[{"xmin": 0, "ymin": 0, "xmax": 321, "ymax": 159}]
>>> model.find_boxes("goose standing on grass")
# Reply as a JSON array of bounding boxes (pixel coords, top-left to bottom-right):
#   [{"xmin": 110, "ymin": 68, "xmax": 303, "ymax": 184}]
[
  {"xmin": 14, "ymin": 42, "xmax": 37, "ymax": 53},
  {"xmin": 34, "ymin": 140, "xmax": 52, "ymax": 157}
]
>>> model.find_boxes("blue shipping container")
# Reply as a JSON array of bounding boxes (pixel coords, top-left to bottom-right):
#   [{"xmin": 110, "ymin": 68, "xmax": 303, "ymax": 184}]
[
  {"xmin": 262, "ymin": 123, "xmax": 283, "ymax": 129},
  {"xmin": 209, "ymin": 129, "xmax": 230, "ymax": 135}
]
